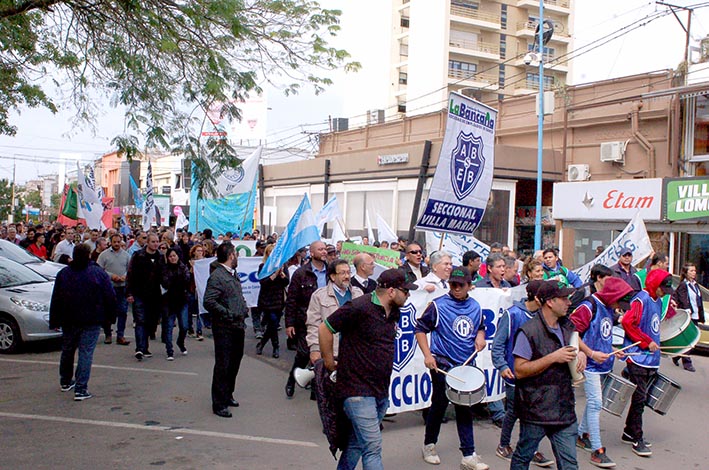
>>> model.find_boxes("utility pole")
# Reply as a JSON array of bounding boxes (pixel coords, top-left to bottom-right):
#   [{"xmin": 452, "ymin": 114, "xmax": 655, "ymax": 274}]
[
  {"xmin": 8, "ymin": 157, "xmax": 16, "ymax": 224},
  {"xmin": 657, "ymin": 2, "xmax": 693, "ymax": 75}
]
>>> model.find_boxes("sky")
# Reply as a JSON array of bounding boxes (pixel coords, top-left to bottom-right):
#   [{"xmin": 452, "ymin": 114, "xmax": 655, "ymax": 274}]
[{"xmin": 1, "ymin": 0, "xmax": 708, "ymax": 185}]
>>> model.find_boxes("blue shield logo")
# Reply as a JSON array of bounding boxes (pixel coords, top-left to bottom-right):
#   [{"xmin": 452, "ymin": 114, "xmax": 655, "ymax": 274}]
[
  {"xmin": 393, "ymin": 302, "xmax": 417, "ymax": 372},
  {"xmin": 450, "ymin": 131, "xmax": 485, "ymax": 200}
]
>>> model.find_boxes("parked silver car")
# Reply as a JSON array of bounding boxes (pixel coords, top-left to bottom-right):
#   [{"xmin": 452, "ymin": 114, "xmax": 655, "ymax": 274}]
[
  {"xmin": 0, "ymin": 239, "xmax": 64, "ymax": 280},
  {"xmin": 0, "ymin": 257, "xmax": 59, "ymax": 353}
]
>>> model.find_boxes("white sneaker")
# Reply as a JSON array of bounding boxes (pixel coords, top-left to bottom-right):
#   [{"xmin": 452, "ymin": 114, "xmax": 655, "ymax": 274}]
[
  {"xmin": 422, "ymin": 443, "xmax": 441, "ymax": 465},
  {"xmin": 461, "ymin": 454, "xmax": 489, "ymax": 470}
]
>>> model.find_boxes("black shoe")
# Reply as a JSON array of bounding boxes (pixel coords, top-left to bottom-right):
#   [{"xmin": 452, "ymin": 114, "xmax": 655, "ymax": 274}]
[
  {"xmin": 622, "ymin": 432, "xmax": 652, "ymax": 447},
  {"xmin": 683, "ymin": 360, "xmax": 696, "ymax": 372},
  {"xmin": 143, "ymin": 350, "xmax": 153, "ymax": 358},
  {"xmin": 285, "ymin": 380, "xmax": 295, "ymax": 399},
  {"xmin": 256, "ymin": 342, "xmax": 264, "ymax": 355},
  {"xmin": 632, "ymin": 439, "xmax": 652, "ymax": 457},
  {"xmin": 672, "ymin": 356, "xmax": 681, "ymax": 366},
  {"xmin": 272, "ymin": 347, "xmax": 280, "ymax": 359},
  {"xmin": 134, "ymin": 351, "xmax": 144, "ymax": 361},
  {"xmin": 228, "ymin": 398, "xmax": 240, "ymax": 407},
  {"xmin": 310, "ymin": 389, "xmax": 317, "ymax": 401},
  {"xmin": 213, "ymin": 408, "xmax": 232, "ymax": 418}
]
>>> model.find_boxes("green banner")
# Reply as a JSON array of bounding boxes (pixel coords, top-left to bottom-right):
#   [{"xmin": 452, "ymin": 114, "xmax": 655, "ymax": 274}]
[
  {"xmin": 665, "ymin": 178, "xmax": 709, "ymax": 221},
  {"xmin": 339, "ymin": 242, "xmax": 401, "ymax": 269}
]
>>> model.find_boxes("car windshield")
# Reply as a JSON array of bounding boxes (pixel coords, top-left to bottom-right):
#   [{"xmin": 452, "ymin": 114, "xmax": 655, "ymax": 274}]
[
  {"xmin": 0, "ymin": 239, "xmax": 43, "ymax": 265},
  {"xmin": 0, "ymin": 257, "xmax": 50, "ymax": 288}
]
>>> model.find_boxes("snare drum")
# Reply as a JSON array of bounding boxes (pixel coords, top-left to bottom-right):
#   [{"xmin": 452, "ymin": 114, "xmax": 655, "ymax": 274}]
[
  {"xmin": 601, "ymin": 373, "xmax": 636, "ymax": 416},
  {"xmin": 646, "ymin": 372, "xmax": 682, "ymax": 416},
  {"xmin": 444, "ymin": 365, "xmax": 486, "ymax": 406}
]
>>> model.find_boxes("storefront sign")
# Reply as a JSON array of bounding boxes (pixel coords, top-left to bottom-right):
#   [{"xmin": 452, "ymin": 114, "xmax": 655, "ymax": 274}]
[
  {"xmin": 664, "ymin": 177, "xmax": 709, "ymax": 221},
  {"xmin": 377, "ymin": 153, "xmax": 408, "ymax": 165},
  {"xmin": 552, "ymin": 179, "xmax": 662, "ymax": 221}
]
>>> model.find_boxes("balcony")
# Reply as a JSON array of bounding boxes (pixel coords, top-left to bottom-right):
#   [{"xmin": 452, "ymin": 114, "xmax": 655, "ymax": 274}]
[
  {"xmin": 514, "ymin": 79, "xmax": 554, "ymax": 96},
  {"xmin": 516, "ymin": 0, "xmax": 571, "ymax": 15},
  {"xmin": 449, "ymin": 39, "xmax": 500, "ymax": 61},
  {"xmin": 450, "ymin": 5, "xmax": 502, "ymax": 31},
  {"xmin": 510, "ymin": 51, "xmax": 569, "ymax": 73},
  {"xmin": 448, "ymin": 68, "xmax": 498, "ymax": 91},
  {"xmin": 516, "ymin": 21, "xmax": 571, "ymax": 43}
]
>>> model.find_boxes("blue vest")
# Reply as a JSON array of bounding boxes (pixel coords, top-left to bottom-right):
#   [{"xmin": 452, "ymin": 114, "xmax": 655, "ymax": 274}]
[
  {"xmin": 623, "ymin": 290, "xmax": 661, "ymax": 368},
  {"xmin": 504, "ymin": 301, "xmax": 535, "ymax": 382},
  {"xmin": 579, "ymin": 296, "xmax": 615, "ymax": 373},
  {"xmin": 430, "ymin": 294, "xmax": 483, "ymax": 365}
]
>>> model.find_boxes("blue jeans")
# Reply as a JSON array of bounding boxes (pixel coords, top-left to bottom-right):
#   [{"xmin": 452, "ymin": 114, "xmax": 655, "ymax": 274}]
[
  {"xmin": 500, "ymin": 383, "xmax": 517, "ymax": 447},
  {"xmin": 511, "ymin": 421, "xmax": 578, "ymax": 470},
  {"xmin": 59, "ymin": 325, "xmax": 101, "ymax": 394},
  {"xmin": 488, "ymin": 397, "xmax": 505, "ymax": 422},
  {"xmin": 188, "ymin": 292, "xmax": 202, "ymax": 335},
  {"xmin": 103, "ymin": 286, "xmax": 128, "ymax": 338},
  {"xmin": 338, "ymin": 397, "xmax": 389, "ymax": 470},
  {"xmin": 163, "ymin": 303, "xmax": 188, "ymax": 357},
  {"xmin": 132, "ymin": 297, "xmax": 159, "ymax": 353},
  {"xmin": 578, "ymin": 372, "xmax": 606, "ymax": 451},
  {"xmin": 425, "ymin": 367, "xmax": 476, "ymax": 456}
]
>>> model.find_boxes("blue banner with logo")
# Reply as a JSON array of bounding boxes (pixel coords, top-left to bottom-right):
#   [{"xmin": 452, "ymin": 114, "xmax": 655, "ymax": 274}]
[{"xmin": 415, "ymin": 93, "xmax": 497, "ymax": 236}]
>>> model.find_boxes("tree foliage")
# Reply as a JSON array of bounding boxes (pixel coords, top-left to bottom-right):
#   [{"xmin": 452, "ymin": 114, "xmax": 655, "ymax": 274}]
[
  {"xmin": 0, "ymin": 0, "xmax": 358, "ymax": 196},
  {"xmin": 0, "ymin": 179, "xmax": 11, "ymax": 221}
]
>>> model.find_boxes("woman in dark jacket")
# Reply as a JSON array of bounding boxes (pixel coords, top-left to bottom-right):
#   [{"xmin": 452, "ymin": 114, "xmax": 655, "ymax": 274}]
[
  {"xmin": 161, "ymin": 248, "xmax": 191, "ymax": 360},
  {"xmin": 672, "ymin": 263, "xmax": 703, "ymax": 372},
  {"xmin": 256, "ymin": 244, "xmax": 289, "ymax": 358}
]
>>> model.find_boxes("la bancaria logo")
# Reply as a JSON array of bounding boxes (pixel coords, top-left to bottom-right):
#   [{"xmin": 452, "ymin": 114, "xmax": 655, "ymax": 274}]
[
  {"xmin": 394, "ymin": 302, "xmax": 417, "ymax": 372},
  {"xmin": 450, "ymin": 131, "xmax": 485, "ymax": 201}
]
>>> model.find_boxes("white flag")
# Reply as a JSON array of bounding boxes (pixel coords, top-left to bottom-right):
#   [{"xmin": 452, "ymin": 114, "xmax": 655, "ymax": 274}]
[
  {"xmin": 365, "ymin": 210, "xmax": 375, "ymax": 244},
  {"xmin": 376, "ymin": 214, "xmax": 398, "ymax": 244},
  {"xmin": 76, "ymin": 163, "xmax": 104, "ymax": 230},
  {"xmin": 142, "ymin": 161, "xmax": 156, "ymax": 231},
  {"xmin": 214, "ymin": 146, "xmax": 261, "ymax": 198},
  {"xmin": 316, "ymin": 195, "xmax": 343, "ymax": 233},
  {"xmin": 331, "ymin": 218, "xmax": 347, "ymax": 244}
]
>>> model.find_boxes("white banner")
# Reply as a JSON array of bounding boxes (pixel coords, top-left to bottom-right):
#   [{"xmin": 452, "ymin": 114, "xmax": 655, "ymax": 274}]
[
  {"xmin": 425, "ymin": 232, "xmax": 491, "ymax": 266},
  {"xmin": 553, "ymin": 179, "xmax": 663, "ymax": 221},
  {"xmin": 415, "ymin": 93, "xmax": 497, "ymax": 235},
  {"xmin": 194, "ymin": 256, "xmax": 263, "ymax": 313},
  {"xmin": 387, "ymin": 285, "xmax": 526, "ymax": 414},
  {"xmin": 572, "ymin": 212, "xmax": 653, "ymax": 283}
]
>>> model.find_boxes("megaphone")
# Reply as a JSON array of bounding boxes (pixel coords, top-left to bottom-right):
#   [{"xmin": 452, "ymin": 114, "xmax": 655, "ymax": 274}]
[{"xmin": 294, "ymin": 366, "xmax": 315, "ymax": 388}]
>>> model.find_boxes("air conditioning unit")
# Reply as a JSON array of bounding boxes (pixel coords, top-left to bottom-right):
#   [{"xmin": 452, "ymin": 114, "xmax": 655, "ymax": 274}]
[
  {"xmin": 567, "ymin": 164, "xmax": 590, "ymax": 182},
  {"xmin": 367, "ymin": 109, "xmax": 385, "ymax": 125},
  {"xmin": 332, "ymin": 117, "xmax": 349, "ymax": 132},
  {"xmin": 600, "ymin": 141, "xmax": 625, "ymax": 163}
]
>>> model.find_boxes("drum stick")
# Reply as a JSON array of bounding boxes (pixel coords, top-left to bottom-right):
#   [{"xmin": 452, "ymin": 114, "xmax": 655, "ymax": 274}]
[
  {"xmin": 462, "ymin": 350, "xmax": 478, "ymax": 367},
  {"xmin": 659, "ymin": 345, "xmax": 693, "ymax": 349},
  {"xmin": 612, "ymin": 341, "xmax": 640, "ymax": 355},
  {"xmin": 435, "ymin": 368, "xmax": 465, "ymax": 383},
  {"xmin": 663, "ymin": 353, "xmax": 691, "ymax": 358}
]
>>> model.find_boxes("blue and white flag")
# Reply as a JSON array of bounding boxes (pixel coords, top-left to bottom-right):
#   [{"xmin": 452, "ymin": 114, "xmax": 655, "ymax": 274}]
[
  {"xmin": 76, "ymin": 163, "xmax": 104, "ymax": 230},
  {"xmin": 315, "ymin": 195, "xmax": 343, "ymax": 234},
  {"xmin": 129, "ymin": 174, "xmax": 143, "ymax": 209},
  {"xmin": 258, "ymin": 194, "xmax": 320, "ymax": 279},
  {"xmin": 415, "ymin": 93, "xmax": 497, "ymax": 235},
  {"xmin": 142, "ymin": 161, "xmax": 157, "ymax": 231},
  {"xmin": 119, "ymin": 214, "xmax": 132, "ymax": 236},
  {"xmin": 215, "ymin": 146, "xmax": 261, "ymax": 198}
]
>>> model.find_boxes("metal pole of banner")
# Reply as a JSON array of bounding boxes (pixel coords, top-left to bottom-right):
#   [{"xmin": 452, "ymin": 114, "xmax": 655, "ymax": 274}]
[
  {"xmin": 323, "ymin": 159, "xmax": 331, "ymax": 237},
  {"xmin": 258, "ymin": 163, "xmax": 265, "ymax": 235},
  {"xmin": 409, "ymin": 140, "xmax": 432, "ymax": 243},
  {"xmin": 534, "ymin": 1, "xmax": 545, "ymax": 252}
]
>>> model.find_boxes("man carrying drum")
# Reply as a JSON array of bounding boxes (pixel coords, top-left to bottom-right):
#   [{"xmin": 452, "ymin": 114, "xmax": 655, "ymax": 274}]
[
  {"xmin": 415, "ymin": 266, "xmax": 489, "ymax": 470},
  {"xmin": 569, "ymin": 277, "xmax": 634, "ymax": 468},
  {"xmin": 619, "ymin": 269, "xmax": 673, "ymax": 457}
]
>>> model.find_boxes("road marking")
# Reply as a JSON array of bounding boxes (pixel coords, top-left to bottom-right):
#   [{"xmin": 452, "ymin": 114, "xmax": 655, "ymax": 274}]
[
  {"xmin": 0, "ymin": 358, "xmax": 198, "ymax": 376},
  {"xmin": 0, "ymin": 412, "xmax": 319, "ymax": 448}
]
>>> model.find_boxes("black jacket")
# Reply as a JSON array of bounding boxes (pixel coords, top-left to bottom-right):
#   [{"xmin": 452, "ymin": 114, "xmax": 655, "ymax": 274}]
[
  {"xmin": 351, "ymin": 276, "xmax": 377, "ymax": 294},
  {"xmin": 399, "ymin": 262, "xmax": 429, "ymax": 285},
  {"xmin": 126, "ymin": 248, "xmax": 164, "ymax": 299},
  {"xmin": 674, "ymin": 281, "xmax": 706, "ymax": 323},
  {"xmin": 257, "ymin": 263, "xmax": 289, "ymax": 312},
  {"xmin": 49, "ymin": 261, "xmax": 116, "ymax": 329},
  {"xmin": 285, "ymin": 260, "xmax": 323, "ymax": 330},
  {"xmin": 514, "ymin": 312, "xmax": 577, "ymax": 426},
  {"xmin": 161, "ymin": 261, "xmax": 190, "ymax": 310},
  {"xmin": 203, "ymin": 263, "xmax": 248, "ymax": 330}
]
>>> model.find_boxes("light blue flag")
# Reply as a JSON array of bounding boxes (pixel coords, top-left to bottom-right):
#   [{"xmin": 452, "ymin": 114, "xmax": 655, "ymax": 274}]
[
  {"xmin": 258, "ymin": 194, "xmax": 320, "ymax": 280},
  {"xmin": 129, "ymin": 174, "xmax": 143, "ymax": 209}
]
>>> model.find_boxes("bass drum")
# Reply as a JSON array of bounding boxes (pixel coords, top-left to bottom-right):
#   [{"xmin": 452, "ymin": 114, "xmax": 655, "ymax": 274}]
[{"xmin": 660, "ymin": 308, "xmax": 700, "ymax": 355}]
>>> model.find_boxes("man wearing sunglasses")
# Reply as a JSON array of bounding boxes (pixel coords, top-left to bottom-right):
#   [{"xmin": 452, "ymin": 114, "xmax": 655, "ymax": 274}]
[
  {"xmin": 415, "ymin": 266, "xmax": 489, "ymax": 470},
  {"xmin": 611, "ymin": 248, "xmax": 642, "ymax": 292},
  {"xmin": 400, "ymin": 241, "xmax": 429, "ymax": 285}
]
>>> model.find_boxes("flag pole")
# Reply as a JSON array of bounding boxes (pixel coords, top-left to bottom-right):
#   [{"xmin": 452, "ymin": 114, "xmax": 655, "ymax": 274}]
[{"xmin": 438, "ymin": 232, "xmax": 446, "ymax": 252}]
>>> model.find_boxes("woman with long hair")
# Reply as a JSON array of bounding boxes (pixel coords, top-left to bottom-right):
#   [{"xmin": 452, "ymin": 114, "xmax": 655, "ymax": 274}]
[
  {"xmin": 160, "ymin": 248, "xmax": 191, "ymax": 360},
  {"xmin": 521, "ymin": 258, "xmax": 544, "ymax": 283},
  {"xmin": 672, "ymin": 263, "xmax": 703, "ymax": 372},
  {"xmin": 28, "ymin": 233, "xmax": 48, "ymax": 259},
  {"xmin": 256, "ymin": 244, "xmax": 289, "ymax": 358},
  {"xmin": 187, "ymin": 243, "xmax": 206, "ymax": 340}
]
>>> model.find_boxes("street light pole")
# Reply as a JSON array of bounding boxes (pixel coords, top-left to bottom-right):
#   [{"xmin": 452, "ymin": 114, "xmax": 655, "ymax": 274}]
[{"xmin": 534, "ymin": 1, "xmax": 545, "ymax": 252}]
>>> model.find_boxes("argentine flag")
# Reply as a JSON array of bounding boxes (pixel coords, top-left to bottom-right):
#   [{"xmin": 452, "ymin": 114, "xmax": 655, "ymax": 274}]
[
  {"xmin": 258, "ymin": 194, "xmax": 320, "ymax": 279},
  {"xmin": 315, "ymin": 195, "xmax": 343, "ymax": 234}
]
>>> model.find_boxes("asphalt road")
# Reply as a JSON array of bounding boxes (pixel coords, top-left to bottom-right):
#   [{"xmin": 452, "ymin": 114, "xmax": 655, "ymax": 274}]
[{"xmin": 1, "ymin": 324, "xmax": 706, "ymax": 470}]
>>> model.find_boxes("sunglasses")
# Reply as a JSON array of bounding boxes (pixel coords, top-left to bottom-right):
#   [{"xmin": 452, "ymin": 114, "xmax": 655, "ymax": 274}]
[
  {"xmin": 408, "ymin": 250, "xmax": 422, "ymax": 255},
  {"xmin": 395, "ymin": 287, "xmax": 410, "ymax": 295}
]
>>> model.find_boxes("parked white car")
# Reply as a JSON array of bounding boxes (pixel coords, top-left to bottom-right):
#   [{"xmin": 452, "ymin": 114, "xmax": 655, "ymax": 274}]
[{"xmin": 0, "ymin": 239, "xmax": 64, "ymax": 280}]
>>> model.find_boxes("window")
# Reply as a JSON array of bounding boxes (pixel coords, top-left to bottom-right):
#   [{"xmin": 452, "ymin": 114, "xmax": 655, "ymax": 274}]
[
  {"xmin": 498, "ymin": 64, "xmax": 505, "ymax": 88},
  {"xmin": 526, "ymin": 73, "xmax": 554, "ymax": 90},
  {"xmin": 452, "ymin": 0, "xmax": 479, "ymax": 10},
  {"xmin": 499, "ymin": 34, "xmax": 507, "ymax": 59},
  {"xmin": 500, "ymin": 4, "xmax": 507, "ymax": 29},
  {"xmin": 400, "ymin": 16, "xmax": 409, "ymax": 28},
  {"xmin": 400, "ymin": 43, "xmax": 408, "ymax": 57},
  {"xmin": 399, "ymin": 72, "xmax": 408, "ymax": 85},
  {"xmin": 693, "ymin": 94, "xmax": 709, "ymax": 156},
  {"xmin": 527, "ymin": 43, "xmax": 555, "ymax": 61},
  {"xmin": 397, "ymin": 101, "xmax": 407, "ymax": 113}
]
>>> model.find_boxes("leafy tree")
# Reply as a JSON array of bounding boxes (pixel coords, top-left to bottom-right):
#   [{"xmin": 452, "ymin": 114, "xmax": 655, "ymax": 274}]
[
  {"xmin": 0, "ymin": 179, "xmax": 12, "ymax": 221},
  {"xmin": 49, "ymin": 192, "xmax": 61, "ymax": 218},
  {"xmin": 24, "ymin": 189, "xmax": 42, "ymax": 209},
  {"xmin": 0, "ymin": 0, "xmax": 358, "ymax": 196}
]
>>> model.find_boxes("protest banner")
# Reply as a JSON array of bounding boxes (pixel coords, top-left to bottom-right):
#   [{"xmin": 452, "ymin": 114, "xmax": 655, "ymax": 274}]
[
  {"xmin": 194, "ymin": 256, "xmax": 262, "ymax": 313},
  {"xmin": 339, "ymin": 242, "xmax": 400, "ymax": 269}
]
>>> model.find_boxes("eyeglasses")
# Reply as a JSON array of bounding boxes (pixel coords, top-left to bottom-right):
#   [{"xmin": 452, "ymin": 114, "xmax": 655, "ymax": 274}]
[
  {"xmin": 621, "ymin": 253, "xmax": 632, "ymax": 257},
  {"xmin": 407, "ymin": 250, "xmax": 422, "ymax": 255},
  {"xmin": 395, "ymin": 287, "xmax": 410, "ymax": 295}
]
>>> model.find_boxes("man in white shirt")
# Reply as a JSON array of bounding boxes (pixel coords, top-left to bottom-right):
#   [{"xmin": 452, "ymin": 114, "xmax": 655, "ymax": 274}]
[
  {"xmin": 53, "ymin": 228, "xmax": 77, "ymax": 263},
  {"xmin": 351, "ymin": 253, "xmax": 377, "ymax": 294},
  {"xmin": 416, "ymin": 251, "xmax": 453, "ymax": 293}
]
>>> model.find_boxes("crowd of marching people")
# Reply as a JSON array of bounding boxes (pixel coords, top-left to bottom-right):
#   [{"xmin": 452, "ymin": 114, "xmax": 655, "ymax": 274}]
[{"xmin": 2, "ymin": 218, "xmax": 698, "ymax": 469}]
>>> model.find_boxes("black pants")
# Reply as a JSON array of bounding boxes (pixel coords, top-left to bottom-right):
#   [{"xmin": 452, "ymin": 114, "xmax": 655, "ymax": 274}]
[
  {"xmin": 211, "ymin": 326, "xmax": 245, "ymax": 411},
  {"xmin": 258, "ymin": 310, "xmax": 282, "ymax": 349},
  {"xmin": 623, "ymin": 361, "xmax": 658, "ymax": 441},
  {"xmin": 287, "ymin": 328, "xmax": 310, "ymax": 384}
]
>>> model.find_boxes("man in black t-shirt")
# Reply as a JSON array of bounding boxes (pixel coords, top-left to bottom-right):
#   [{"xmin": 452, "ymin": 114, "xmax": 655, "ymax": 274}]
[{"xmin": 319, "ymin": 269, "xmax": 417, "ymax": 470}]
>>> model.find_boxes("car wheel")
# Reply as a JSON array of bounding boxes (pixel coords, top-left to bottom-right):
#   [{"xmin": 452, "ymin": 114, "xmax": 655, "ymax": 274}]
[{"xmin": 0, "ymin": 316, "xmax": 21, "ymax": 354}]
